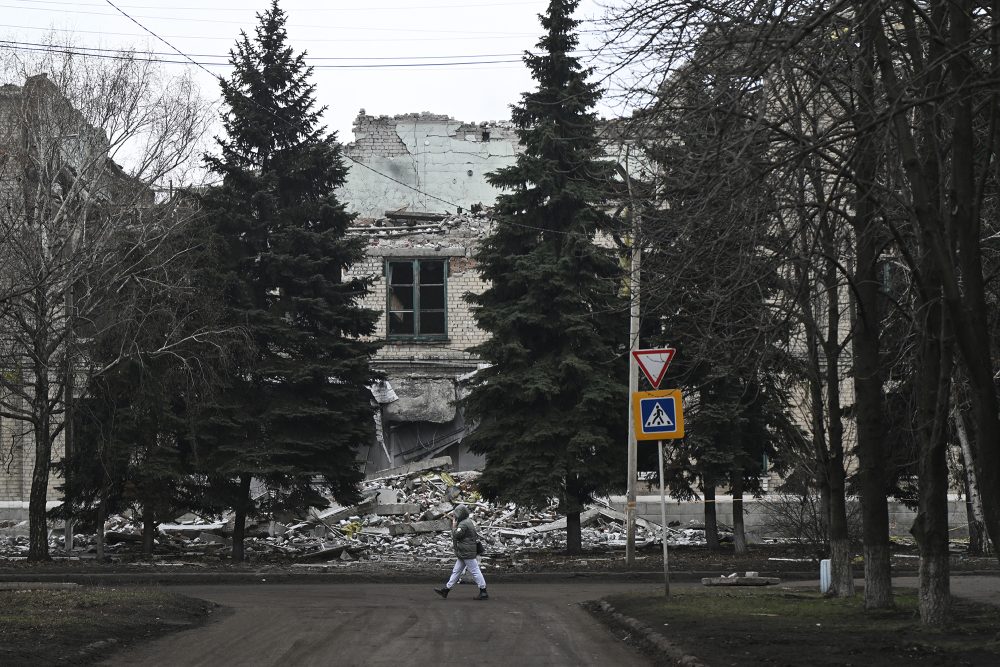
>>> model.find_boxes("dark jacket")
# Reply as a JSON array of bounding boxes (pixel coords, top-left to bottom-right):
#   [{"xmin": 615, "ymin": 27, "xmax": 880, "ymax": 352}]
[{"xmin": 451, "ymin": 504, "xmax": 479, "ymax": 560}]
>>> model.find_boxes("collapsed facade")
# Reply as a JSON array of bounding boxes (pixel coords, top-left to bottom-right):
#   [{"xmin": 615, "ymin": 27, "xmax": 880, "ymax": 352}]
[
  {"xmin": 348, "ymin": 210, "xmax": 492, "ymax": 475},
  {"xmin": 339, "ymin": 111, "xmax": 525, "ymax": 475},
  {"xmin": 341, "ymin": 110, "xmax": 520, "ymax": 219}
]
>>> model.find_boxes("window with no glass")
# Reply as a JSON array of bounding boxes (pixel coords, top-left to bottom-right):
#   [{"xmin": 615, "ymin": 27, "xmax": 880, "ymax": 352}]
[{"xmin": 387, "ymin": 259, "xmax": 447, "ymax": 338}]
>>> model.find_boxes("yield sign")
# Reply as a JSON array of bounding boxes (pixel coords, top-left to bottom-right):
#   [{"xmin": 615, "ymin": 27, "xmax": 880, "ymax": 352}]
[{"xmin": 632, "ymin": 348, "xmax": 676, "ymax": 389}]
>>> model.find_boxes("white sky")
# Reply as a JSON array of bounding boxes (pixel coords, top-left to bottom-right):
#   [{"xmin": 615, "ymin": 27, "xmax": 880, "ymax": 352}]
[{"xmin": 1, "ymin": 0, "xmax": 622, "ymax": 142}]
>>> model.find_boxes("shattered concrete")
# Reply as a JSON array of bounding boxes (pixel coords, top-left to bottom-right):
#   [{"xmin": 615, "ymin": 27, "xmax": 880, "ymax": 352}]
[
  {"xmin": 381, "ymin": 377, "xmax": 456, "ymax": 424},
  {"xmin": 0, "ymin": 459, "xmax": 717, "ymax": 564},
  {"xmin": 341, "ymin": 111, "xmax": 520, "ymax": 218}
]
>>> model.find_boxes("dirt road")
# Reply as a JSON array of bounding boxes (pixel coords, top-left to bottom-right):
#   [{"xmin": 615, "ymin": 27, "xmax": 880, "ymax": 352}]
[{"xmin": 103, "ymin": 582, "xmax": 663, "ymax": 666}]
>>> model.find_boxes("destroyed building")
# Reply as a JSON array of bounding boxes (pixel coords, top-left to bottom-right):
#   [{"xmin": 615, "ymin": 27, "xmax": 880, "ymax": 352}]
[
  {"xmin": 348, "ymin": 210, "xmax": 492, "ymax": 475},
  {"xmin": 340, "ymin": 110, "xmax": 520, "ymax": 218}
]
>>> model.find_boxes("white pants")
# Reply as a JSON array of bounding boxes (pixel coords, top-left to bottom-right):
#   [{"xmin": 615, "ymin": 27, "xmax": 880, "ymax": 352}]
[{"xmin": 446, "ymin": 557, "xmax": 486, "ymax": 589}]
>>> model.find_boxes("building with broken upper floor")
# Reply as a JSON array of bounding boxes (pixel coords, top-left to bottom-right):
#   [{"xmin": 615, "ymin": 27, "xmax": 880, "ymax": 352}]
[
  {"xmin": 340, "ymin": 111, "xmax": 648, "ymax": 477},
  {"xmin": 340, "ymin": 110, "xmax": 521, "ymax": 218},
  {"xmin": 348, "ymin": 210, "xmax": 492, "ymax": 475}
]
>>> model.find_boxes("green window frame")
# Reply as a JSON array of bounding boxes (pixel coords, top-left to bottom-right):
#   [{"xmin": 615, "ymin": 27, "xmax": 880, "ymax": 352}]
[{"xmin": 386, "ymin": 258, "xmax": 448, "ymax": 339}]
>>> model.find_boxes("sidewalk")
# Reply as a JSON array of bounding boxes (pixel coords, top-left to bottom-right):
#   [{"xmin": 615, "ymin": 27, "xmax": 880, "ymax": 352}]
[{"xmin": 788, "ymin": 573, "xmax": 1000, "ymax": 607}]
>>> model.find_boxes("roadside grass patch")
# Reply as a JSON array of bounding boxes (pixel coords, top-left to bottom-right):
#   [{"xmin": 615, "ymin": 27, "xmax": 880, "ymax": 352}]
[
  {"xmin": 602, "ymin": 588, "xmax": 1000, "ymax": 666},
  {"xmin": 0, "ymin": 587, "xmax": 214, "ymax": 665}
]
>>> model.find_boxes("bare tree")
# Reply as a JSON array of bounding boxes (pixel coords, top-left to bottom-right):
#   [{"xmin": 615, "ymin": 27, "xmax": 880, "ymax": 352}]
[
  {"xmin": 0, "ymin": 44, "xmax": 213, "ymax": 560},
  {"xmin": 598, "ymin": 0, "xmax": 1000, "ymax": 622}
]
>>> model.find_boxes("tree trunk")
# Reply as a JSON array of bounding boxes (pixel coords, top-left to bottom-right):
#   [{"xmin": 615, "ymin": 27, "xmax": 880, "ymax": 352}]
[
  {"xmin": 853, "ymin": 0, "xmax": 893, "ymax": 610},
  {"xmin": 865, "ymin": 0, "xmax": 1000, "ymax": 565},
  {"xmin": 732, "ymin": 472, "xmax": 747, "ymax": 555},
  {"xmin": 908, "ymin": 195, "xmax": 954, "ymax": 625},
  {"xmin": 566, "ymin": 510, "xmax": 582, "ymax": 555},
  {"xmin": 95, "ymin": 495, "xmax": 106, "ymax": 563},
  {"xmin": 704, "ymin": 484, "xmax": 720, "ymax": 550},
  {"xmin": 953, "ymin": 398, "xmax": 989, "ymax": 556},
  {"xmin": 828, "ymin": 475, "xmax": 855, "ymax": 597},
  {"xmin": 946, "ymin": 0, "xmax": 1000, "ymax": 566},
  {"xmin": 231, "ymin": 474, "xmax": 252, "ymax": 562},
  {"xmin": 27, "ymin": 404, "xmax": 52, "ymax": 562},
  {"xmin": 142, "ymin": 507, "xmax": 156, "ymax": 558}
]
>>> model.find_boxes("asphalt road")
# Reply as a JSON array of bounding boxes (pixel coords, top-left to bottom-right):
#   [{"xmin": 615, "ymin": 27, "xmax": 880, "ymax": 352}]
[{"xmin": 103, "ymin": 582, "xmax": 667, "ymax": 667}]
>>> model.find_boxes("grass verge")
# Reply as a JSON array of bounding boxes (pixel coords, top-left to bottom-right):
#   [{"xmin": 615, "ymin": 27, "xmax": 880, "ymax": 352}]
[
  {"xmin": 600, "ymin": 588, "xmax": 1000, "ymax": 666},
  {"xmin": 0, "ymin": 586, "xmax": 215, "ymax": 665}
]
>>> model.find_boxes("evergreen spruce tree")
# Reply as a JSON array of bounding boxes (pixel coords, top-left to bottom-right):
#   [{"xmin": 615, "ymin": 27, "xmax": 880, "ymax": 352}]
[
  {"xmin": 464, "ymin": 0, "xmax": 626, "ymax": 554},
  {"xmin": 202, "ymin": 0, "xmax": 379, "ymax": 561}
]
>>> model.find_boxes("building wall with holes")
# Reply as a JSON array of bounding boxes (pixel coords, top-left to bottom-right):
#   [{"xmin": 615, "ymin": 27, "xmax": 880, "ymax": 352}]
[{"xmin": 340, "ymin": 111, "xmax": 521, "ymax": 218}]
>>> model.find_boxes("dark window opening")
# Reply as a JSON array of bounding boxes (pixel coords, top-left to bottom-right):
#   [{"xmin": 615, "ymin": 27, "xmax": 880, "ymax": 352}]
[{"xmin": 387, "ymin": 259, "xmax": 447, "ymax": 338}]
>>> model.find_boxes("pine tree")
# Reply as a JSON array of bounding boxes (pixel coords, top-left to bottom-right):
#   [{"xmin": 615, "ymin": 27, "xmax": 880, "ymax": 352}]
[
  {"xmin": 463, "ymin": 0, "xmax": 626, "ymax": 554},
  {"xmin": 202, "ymin": 0, "xmax": 379, "ymax": 561}
]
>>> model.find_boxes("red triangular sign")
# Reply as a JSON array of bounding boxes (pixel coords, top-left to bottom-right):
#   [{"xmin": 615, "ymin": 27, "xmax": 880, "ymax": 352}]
[{"xmin": 632, "ymin": 348, "xmax": 676, "ymax": 389}]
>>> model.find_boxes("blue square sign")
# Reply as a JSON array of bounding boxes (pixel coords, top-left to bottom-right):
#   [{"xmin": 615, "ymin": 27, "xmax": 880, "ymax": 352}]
[{"xmin": 632, "ymin": 389, "xmax": 685, "ymax": 440}]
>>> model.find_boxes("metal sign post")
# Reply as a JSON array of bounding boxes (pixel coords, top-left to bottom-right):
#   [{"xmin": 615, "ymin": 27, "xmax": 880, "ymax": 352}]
[
  {"xmin": 659, "ymin": 439, "xmax": 669, "ymax": 597},
  {"xmin": 632, "ymin": 390, "xmax": 684, "ymax": 598},
  {"xmin": 630, "ymin": 348, "xmax": 681, "ymax": 598}
]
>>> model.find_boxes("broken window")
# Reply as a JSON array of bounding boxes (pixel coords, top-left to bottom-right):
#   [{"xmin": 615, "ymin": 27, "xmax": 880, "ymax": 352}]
[{"xmin": 387, "ymin": 258, "xmax": 447, "ymax": 338}]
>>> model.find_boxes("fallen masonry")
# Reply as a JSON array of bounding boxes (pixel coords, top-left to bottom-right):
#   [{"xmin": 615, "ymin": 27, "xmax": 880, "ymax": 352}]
[{"xmin": 0, "ymin": 458, "xmax": 722, "ymax": 563}]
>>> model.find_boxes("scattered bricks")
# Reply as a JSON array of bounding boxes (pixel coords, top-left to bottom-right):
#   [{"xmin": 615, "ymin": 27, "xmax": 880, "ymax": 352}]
[
  {"xmin": 374, "ymin": 504, "xmax": 422, "ymax": 516},
  {"xmin": 370, "ymin": 488, "xmax": 402, "ymax": 505},
  {"xmin": 387, "ymin": 519, "xmax": 452, "ymax": 536},
  {"xmin": 364, "ymin": 456, "xmax": 453, "ymax": 481},
  {"xmin": 312, "ymin": 499, "xmax": 377, "ymax": 525},
  {"xmin": 20, "ymin": 460, "xmax": 712, "ymax": 564},
  {"xmin": 421, "ymin": 501, "xmax": 455, "ymax": 520},
  {"xmin": 701, "ymin": 576, "xmax": 781, "ymax": 586},
  {"xmin": 532, "ymin": 508, "xmax": 602, "ymax": 533},
  {"xmin": 297, "ymin": 542, "xmax": 349, "ymax": 561}
]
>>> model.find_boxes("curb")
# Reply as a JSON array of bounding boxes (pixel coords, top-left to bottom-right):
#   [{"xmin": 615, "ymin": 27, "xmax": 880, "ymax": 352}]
[
  {"xmin": 591, "ymin": 599, "xmax": 706, "ymax": 667},
  {"xmin": 0, "ymin": 569, "xmax": 819, "ymax": 586}
]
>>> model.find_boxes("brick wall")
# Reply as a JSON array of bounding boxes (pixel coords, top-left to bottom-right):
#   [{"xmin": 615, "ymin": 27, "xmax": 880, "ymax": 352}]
[{"xmin": 349, "ymin": 242, "xmax": 489, "ymax": 365}]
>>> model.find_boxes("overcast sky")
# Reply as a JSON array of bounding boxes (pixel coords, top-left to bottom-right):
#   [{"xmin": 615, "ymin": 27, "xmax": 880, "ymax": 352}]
[{"xmin": 1, "ymin": 0, "xmax": 624, "ymax": 142}]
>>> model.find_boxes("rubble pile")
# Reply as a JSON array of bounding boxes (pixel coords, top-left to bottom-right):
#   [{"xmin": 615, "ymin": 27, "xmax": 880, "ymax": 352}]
[{"xmin": 0, "ymin": 458, "xmax": 710, "ymax": 563}]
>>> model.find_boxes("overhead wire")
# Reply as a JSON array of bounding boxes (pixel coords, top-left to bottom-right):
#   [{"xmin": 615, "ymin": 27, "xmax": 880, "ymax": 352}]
[
  {"xmin": 88, "ymin": 0, "xmax": 623, "ymax": 240},
  {"xmin": 0, "ymin": 39, "xmax": 527, "ymax": 69},
  {"xmin": 19, "ymin": 0, "xmax": 546, "ymax": 10},
  {"xmin": 99, "ymin": 0, "xmax": 465, "ymax": 210},
  {"xmin": 0, "ymin": 37, "xmax": 613, "ymax": 67},
  {"xmin": 0, "ymin": 1, "xmax": 541, "ymax": 35},
  {"xmin": 0, "ymin": 37, "xmax": 608, "ymax": 61}
]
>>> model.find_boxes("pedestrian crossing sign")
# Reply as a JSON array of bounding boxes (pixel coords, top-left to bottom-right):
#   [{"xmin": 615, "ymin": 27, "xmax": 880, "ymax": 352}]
[{"xmin": 632, "ymin": 389, "xmax": 684, "ymax": 441}]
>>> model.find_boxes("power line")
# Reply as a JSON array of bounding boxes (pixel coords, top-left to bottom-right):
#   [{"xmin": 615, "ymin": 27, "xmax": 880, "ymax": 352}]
[
  {"xmin": 19, "ymin": 0, "xmax": 546, "ymax": 11},
  {"xmin": 0, "ymin": 40, "xmax": 527, "ymax": 68},
  {"xmin": 102, "ymin": 0, "xmax": 465, "ymax": 211},
  {"xmin": 2, "ymin": 1, "xmax": 541, "ymax": 36},
  {"xmin": 0, "ymin": 37, "xmax": 602, "ymax": 63},
  {"xmin": 0, "ymin": 21, "xmax": 535, "ymax": 43}
]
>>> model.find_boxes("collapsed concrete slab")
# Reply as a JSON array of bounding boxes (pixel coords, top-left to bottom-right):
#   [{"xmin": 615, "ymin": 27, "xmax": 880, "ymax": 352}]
[
  {"xmin": 701, "ymin": 576, "xmax": 781, "ymax": 586},
  {"xmin": 365, "ymin": 456, "xmax": 453, "ymax": 481},
  {"xmin": 374, "ymin": 504, "xmax": 422, "ymax": 516},
  {"xmin": 387, "ymin": 519, "xmax": 452, "ymax": 536}
]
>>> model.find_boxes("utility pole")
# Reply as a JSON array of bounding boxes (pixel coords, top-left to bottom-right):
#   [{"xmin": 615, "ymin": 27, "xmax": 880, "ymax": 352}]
[{"xmin": 623, "ymin": 151, "xmax": 640, "ymax": 568}]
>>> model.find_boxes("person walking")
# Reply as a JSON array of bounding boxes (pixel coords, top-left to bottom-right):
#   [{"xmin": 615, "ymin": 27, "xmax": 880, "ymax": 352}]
[{"xmin": 435, "ymin": 504, "xmax": 488, "ymax": 600}]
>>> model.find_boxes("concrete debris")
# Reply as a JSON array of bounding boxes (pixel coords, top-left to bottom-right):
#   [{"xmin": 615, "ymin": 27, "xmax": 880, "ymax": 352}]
[
  {"xmin": 0, "ymin": 464, "xmax": 715, "ymax": 563},
  {"xmin": 364, "ymin": 456, "xmax": 454, "ymax": 481},
  {"xmin": 701, "ymin": 576, "xmax": 781, "ymax": 586}
]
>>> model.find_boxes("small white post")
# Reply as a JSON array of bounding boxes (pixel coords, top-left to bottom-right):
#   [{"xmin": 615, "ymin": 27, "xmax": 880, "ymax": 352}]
[
  {"xmin": 658, "ymin": 439, "xmax": 669, "ymax": 597},
  {"xmin": 820, "ymin": 558, "xmax": 831, "ymax": 594}
]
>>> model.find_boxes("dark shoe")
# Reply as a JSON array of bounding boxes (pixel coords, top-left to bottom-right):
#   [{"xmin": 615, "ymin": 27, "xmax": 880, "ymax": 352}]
[
  {"xmin": 475, "ymin": 587, "xmax": 488, "ymax": 600},
  {"xmin": 434, "ymin": 587, "xmax": 449, "ymax": 599}
]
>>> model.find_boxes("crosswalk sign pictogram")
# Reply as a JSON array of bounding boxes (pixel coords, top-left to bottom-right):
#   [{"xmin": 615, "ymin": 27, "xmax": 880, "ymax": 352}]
[{"xmin": 632, "ymin": 389, "xmax": 684, "ymax": 440}]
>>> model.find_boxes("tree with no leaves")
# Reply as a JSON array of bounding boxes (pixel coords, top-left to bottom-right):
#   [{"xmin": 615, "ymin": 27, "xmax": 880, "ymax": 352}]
[{"xmin": 0, "ymin": 45, "xmax": 213, "ymax": 561}]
